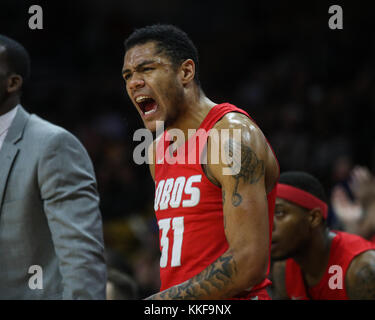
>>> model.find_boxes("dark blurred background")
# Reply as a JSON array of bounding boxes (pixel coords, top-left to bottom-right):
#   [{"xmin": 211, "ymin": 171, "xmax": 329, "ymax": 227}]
[{"xmin": 1, "ymin": 0, "xmax": 374, "ymax": 297}]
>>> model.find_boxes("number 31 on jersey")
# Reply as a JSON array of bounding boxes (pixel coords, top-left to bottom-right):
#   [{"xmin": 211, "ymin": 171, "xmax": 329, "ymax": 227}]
[{"xmin": 158, "ymin": 217, "xmax": 184, "ymax": 268}]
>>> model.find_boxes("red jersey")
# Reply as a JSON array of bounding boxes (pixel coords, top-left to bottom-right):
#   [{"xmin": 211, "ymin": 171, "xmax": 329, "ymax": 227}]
[
  {"xmin": 154, "ymin": 103, "xmax": 278, "ymax": 299},
  {"xmin": 285, "ymin": 231, "xmax": 375, "ymax": 300}
]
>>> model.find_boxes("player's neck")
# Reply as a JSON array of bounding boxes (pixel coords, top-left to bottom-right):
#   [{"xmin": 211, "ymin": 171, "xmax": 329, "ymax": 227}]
[
  {"xmin": 166, "ymin": 88, "xmax": 216, "ymax": 140},
  {"xmin": 293, "ymin": 228, "xmax": 334, "ymax": 286}
]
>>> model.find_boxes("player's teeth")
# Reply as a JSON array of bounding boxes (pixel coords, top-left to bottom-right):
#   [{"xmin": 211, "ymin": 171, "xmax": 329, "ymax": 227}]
[
  {"xmin": 136, "ymin": 96, "xmax": 150, "ymax": 103},
  {"xmin": 145, "ymin": 109, "xmax": 156, "ymax": 115}
]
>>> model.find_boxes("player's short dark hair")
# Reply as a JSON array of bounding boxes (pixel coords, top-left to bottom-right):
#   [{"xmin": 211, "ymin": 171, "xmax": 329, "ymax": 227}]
[
  {"xmin": 0, "ymin": 35, "xmax": 30, "ymax": 84},
  {"xmin": 279, "ymin": 171, "xmax": 327, "ymax": 203},
  {"xmin": 124, "ymin": 24, "xmax": 200, "ymax": 86}
]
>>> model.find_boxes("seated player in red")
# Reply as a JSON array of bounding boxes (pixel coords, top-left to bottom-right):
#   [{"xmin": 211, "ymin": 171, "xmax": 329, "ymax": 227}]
[
  {"xmin": 271, "ymin": 171, "xmax": 375, "ymax": 300},
  {"xmin": 122, "ymin": 24, "xmax": 279, "ymax": 299}
]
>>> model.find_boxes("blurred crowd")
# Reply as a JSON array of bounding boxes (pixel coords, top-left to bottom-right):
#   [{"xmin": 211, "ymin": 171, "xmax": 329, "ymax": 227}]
[{"xmin": 1, "ymin": 1, "xmax": 374, "ymax": 298}]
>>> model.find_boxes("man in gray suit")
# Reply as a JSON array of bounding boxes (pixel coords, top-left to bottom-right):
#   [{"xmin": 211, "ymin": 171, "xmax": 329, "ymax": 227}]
[{"xmin": 0, "ymin": 35, "xmax": 107, "ymax": 299}]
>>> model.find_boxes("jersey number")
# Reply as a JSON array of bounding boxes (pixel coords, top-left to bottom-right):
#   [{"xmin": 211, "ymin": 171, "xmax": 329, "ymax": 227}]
[{"xmin": 158, "ymin": 217, "xmax": 184, "ymax": 268}]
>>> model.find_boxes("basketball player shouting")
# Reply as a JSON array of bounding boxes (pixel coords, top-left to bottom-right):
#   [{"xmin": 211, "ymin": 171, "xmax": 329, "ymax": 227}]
[{"xmin": 122, "ymin": 24, "xmax": 279, "ymax": 300}]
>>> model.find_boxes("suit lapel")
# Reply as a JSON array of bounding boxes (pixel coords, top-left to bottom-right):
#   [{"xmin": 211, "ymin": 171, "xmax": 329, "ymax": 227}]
[{"xmin": 0, "ymin": 106, "xmax": 30, "ymax": 212}]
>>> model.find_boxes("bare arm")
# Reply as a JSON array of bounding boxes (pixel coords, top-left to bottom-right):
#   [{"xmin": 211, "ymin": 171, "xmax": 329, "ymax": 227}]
[
  {"xmin": 146, "ymin": 113, "xmax": 277, "ymax": 299},
  {"xmin": 346, "ymin": 250, "xmax": 375, "ymax": 299}
]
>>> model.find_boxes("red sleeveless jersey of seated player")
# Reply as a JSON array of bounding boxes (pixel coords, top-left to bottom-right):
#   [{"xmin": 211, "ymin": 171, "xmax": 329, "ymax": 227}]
[
  {"xmin": 285, "ymin": 231, "xmax": 375, "ymax": 300},
  {"xmin": 154, "ymin": 103, "xmax": 279, "ymax": 299}
]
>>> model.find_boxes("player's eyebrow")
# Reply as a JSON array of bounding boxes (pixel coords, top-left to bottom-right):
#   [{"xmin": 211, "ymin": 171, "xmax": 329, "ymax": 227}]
[{"xmin": 122, "ymin": 59, "xmax": 157, "ymax": 75}]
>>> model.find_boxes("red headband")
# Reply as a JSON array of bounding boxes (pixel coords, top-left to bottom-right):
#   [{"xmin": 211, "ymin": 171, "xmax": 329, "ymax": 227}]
[{"xmin": 276, "ymin": 183, "xmax": 328, "ymax": 219}]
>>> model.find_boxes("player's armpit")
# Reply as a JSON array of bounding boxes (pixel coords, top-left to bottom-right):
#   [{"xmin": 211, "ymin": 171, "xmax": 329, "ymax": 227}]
[{"xmin": 346, "ymin": 250, "xmax": 375, "ymax": 300}]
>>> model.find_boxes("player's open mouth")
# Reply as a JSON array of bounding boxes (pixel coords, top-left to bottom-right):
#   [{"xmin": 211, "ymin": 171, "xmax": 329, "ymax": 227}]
[{"xmin": 135, "ymin": 95, "xmax": 158, "ymax": 117}]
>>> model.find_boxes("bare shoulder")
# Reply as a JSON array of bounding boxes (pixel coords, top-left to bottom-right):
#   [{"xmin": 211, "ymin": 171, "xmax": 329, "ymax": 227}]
[
  {"xmin": 213, "ymin": 112, "xmax": 264, "ymax": 144},
  {"xmin": 272, "ymin": 261, "xmax": 289, "ymax": 299},
  {"xmin": 346, "ymin": 249, "xmax": 375, "ymax": 299},
  {"xmin": 211, "ymin": 112, "xmax": 279, "ymax": 192}
]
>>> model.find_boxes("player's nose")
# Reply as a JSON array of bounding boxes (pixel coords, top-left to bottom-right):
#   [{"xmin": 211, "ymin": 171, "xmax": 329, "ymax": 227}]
[{"xmin": 128, "ymin": 76, "xmax": 145, "ymax": 92}]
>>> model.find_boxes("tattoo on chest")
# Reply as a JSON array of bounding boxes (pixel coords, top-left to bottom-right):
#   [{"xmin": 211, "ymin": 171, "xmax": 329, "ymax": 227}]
[{"xmin": 225, "ymin": 139, "xmax": 265, "ymax": 207}]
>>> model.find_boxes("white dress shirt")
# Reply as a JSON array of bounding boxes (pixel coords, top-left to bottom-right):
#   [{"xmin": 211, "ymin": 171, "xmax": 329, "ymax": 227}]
[{"xmin": 0, "ymin": 105, "xmax": 19, "ymax": 152}]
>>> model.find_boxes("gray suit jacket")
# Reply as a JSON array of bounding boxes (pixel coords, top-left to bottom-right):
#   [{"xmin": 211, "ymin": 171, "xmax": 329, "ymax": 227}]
[{"xmin": 0, "ymin": 106, "xmax": 107, "ymax": 299}]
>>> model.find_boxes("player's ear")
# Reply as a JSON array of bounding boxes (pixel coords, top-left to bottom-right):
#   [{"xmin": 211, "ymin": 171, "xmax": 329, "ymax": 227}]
[
  {"xmin": 179, "ymin": 59, "xmax": 195, "ymax": 85},
  {"xmin": 6, "ymin": 73, "xmax": 23, "ymax": 94},
  {"xmin": 308, "ymin": 208, "xmax": 324, "ymax": 229}
]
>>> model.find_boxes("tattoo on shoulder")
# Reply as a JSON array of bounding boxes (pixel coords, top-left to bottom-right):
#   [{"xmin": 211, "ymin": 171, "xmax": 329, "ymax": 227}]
[
  {"xmin": 225, "ymin": 139, "xmax": 265, "ymax": 207},
  {"xmin": 348, "ymin": 263, "xmax": 375, "ymax": 299}
]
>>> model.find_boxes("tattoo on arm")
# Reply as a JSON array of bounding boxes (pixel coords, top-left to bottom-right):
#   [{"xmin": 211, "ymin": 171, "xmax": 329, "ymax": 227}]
[
  {"xmin": 225, "ymin": 139, "xmax": 265, "ymax": 207},
  {"xmin": 348, "ymin": 263, "xmax": 375, "ymax": 299},
  {"xmin": 145, "ymin": 251, "xmax": 238, "ymax": 300}
]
